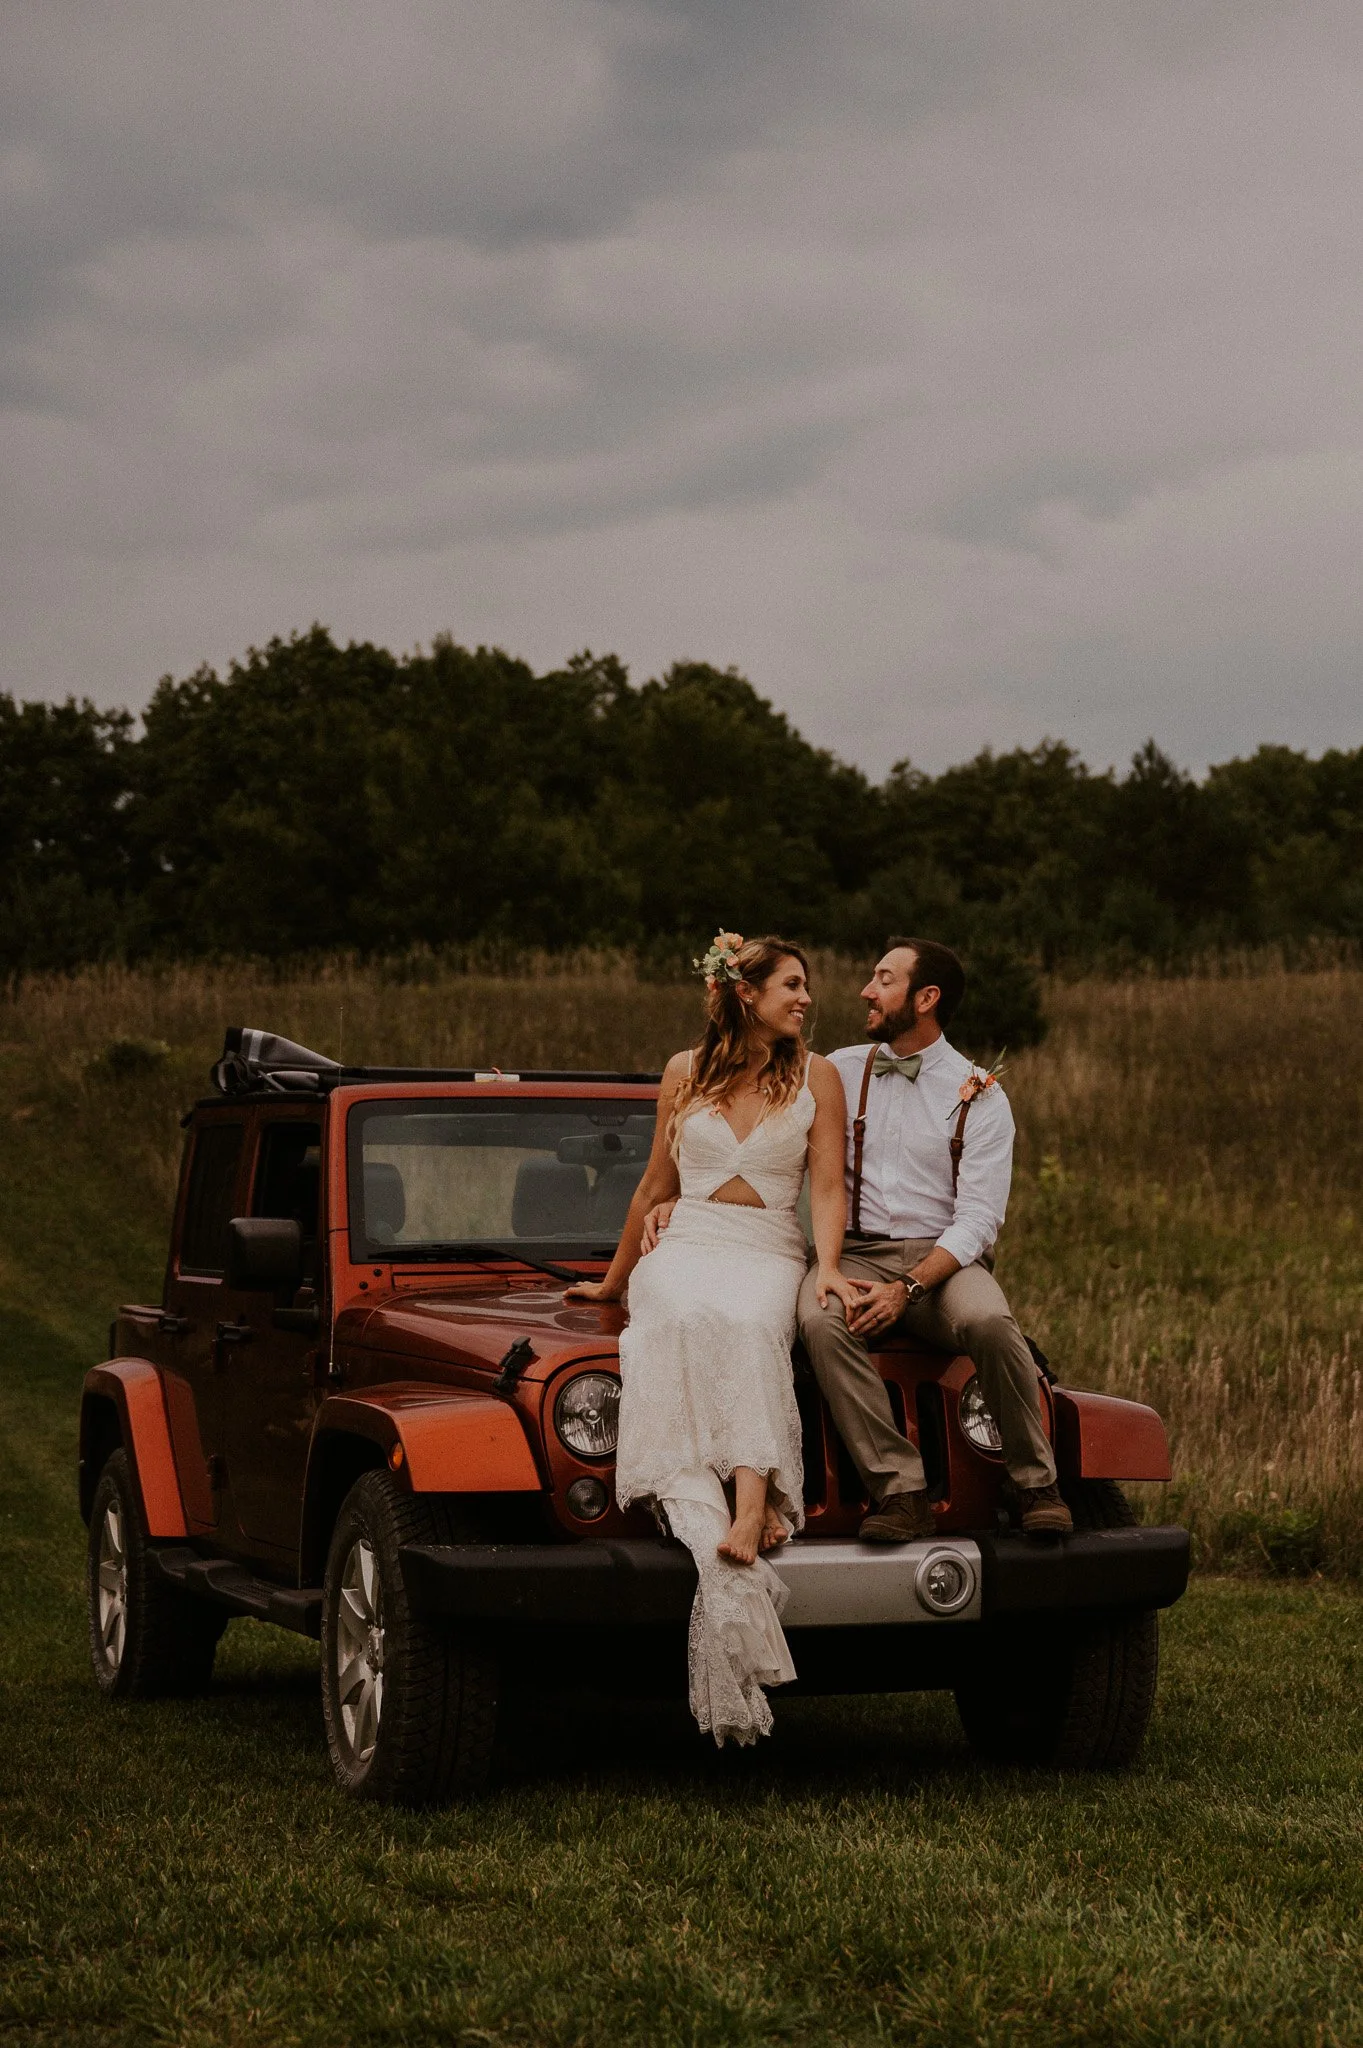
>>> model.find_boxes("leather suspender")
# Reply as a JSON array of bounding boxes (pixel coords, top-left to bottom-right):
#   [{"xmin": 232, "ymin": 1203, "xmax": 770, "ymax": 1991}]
[
  {"xmin": 949, "ymin": 1097, "xmax": 972, "ymax": 1196},
  {"xmin": 849, "ymin": 1045, "xmax": 977, "ymax": 1235},
  {"xmin": 849, "ymin": 1044, "xmax": 877, "ymax": 1236}
]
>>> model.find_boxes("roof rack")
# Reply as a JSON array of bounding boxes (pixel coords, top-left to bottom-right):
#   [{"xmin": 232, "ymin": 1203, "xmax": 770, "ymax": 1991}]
[{"xmin": 209, "ymin": 1027, "xmax": 659, "ymax": 1097}]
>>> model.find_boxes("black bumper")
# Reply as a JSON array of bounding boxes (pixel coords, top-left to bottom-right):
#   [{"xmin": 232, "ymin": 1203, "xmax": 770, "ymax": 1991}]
[
  {"xmin": 975, "ymin": 1524, "xmax": 1189, "ymax": 1615},
  {"xmin": 399, "ymin": 1525, "xmax": 1189, "ymax": 1628}
]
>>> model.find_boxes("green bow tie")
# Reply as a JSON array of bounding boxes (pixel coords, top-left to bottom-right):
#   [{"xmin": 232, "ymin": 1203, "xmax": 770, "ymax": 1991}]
[{"xmin": 872, "ymin": 1049, "xmax": 923, "ymax": 1082}]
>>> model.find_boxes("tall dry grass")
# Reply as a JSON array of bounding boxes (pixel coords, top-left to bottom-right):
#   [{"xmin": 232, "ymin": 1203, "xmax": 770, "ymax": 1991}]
[
  {"xmin": 1001, "ymin": 969, "xmax": 1363, "ymax": 1572},
  {"xmin": 1, "ymin": 956, "xmax": 1359, "ymax": 1571}
]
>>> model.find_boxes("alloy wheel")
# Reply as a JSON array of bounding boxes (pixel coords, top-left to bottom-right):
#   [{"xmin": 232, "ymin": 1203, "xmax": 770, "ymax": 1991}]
[
  {"xmin": 335, "ymin": 1536, "xmax": 385, "ymax": 1762},
  {"xmin": 97, "ymin": 1499, "xmax": 128, "ymax": 1673}
]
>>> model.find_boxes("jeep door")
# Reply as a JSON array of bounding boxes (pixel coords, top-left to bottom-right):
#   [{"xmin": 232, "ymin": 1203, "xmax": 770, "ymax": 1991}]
[
  {"xmin": 160, "ymin": 1113, "xmax": 251, "ymax": 1533},
  {"xmin": 221, "ymin": 1110, "xmax": 326, "ymax": 1557}
]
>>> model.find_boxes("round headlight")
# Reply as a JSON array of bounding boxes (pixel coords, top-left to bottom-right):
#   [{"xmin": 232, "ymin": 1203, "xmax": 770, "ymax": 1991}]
[
  {"xmin": 914, "ymin": 1547, "xmax": 976, "ymax": 1616},
  {"xmin": 959, "ymin": 1375, "xmax": 1003, "ymax": 1455},
  {"xmin": 554, "ymin": 1371, "xmax": 620, "ymax": 1460}
]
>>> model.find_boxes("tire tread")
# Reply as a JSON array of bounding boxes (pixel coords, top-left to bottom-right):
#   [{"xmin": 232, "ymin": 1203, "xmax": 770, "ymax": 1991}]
[
  {"xmin": 320, "ymin": 1473, "xmax": 497, "ymax": 1805},
  {"xmin": 87, "ymin": 1450, "xmax": 223, "ymax": 1699},
  {"xmin": 955, "ymin": 1478, "xmax": 1159, "ymax": 1772}
]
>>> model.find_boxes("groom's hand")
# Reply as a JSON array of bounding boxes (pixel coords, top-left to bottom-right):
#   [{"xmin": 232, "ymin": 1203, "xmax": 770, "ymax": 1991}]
[
  {"xmin": 641, "ymin": 1199, "xmax": 677, "ymax": 1253},
  {"xmin": 846, "ymin": 1278, "xmax": 907, "ymax": 1337}
]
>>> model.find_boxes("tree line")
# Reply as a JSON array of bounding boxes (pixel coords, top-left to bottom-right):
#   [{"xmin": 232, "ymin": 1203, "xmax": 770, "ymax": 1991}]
[{"xmin": 3, "ymin": 625, "xmax": 1359, "ymax": 1007}]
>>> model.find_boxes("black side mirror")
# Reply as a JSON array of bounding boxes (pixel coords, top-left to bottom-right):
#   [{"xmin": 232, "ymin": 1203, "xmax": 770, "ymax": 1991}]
[{"xmin": 226, "ymin": 1216, "xmax": 303, "ymax": 1292}]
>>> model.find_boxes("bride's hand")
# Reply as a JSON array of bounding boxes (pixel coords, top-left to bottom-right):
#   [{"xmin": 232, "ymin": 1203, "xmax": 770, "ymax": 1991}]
[
  {"xmin": 563, "ymin": 1279, "xmax": 623, "ymax": 1303},
  {"xmin": 815, "ymin": 1266, "xmax": 867, "ymax": 1315}
]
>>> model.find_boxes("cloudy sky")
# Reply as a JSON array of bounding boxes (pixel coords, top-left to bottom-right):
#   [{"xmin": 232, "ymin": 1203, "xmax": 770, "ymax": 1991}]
[{"xmin": 4, "ymin": 1, "xmax": 1361, "ymax": 775}]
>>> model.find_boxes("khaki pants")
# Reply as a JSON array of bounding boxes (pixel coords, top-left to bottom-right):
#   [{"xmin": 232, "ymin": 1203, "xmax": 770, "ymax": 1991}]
[{"xmin": 796, "ymin": 1237, "xmax": 1056, "ymax": 1498}]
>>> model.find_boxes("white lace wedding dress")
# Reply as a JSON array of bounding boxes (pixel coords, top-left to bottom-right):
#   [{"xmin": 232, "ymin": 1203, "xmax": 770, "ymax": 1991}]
[{"xmin": 615, "ymin": 1061, "xmax": 814, "ymax": 1745}]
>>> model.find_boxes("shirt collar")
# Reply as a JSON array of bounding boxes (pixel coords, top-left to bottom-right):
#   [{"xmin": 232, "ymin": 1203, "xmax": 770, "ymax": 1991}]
[{"xmin": 845, "ymin": 1034, "xmax": 953, "ymax": 1071}]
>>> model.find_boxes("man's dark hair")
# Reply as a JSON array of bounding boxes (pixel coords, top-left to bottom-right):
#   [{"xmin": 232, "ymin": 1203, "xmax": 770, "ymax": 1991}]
[{"xmin": 886, "ymin": 936, "xmax": 967, "ymax": 1029}]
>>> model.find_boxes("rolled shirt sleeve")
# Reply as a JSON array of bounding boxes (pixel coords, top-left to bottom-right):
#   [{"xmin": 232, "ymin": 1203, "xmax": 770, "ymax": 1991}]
[{"xmin": 935, "ymin": 1085, "xmax": 1014, "ymax": 1268}]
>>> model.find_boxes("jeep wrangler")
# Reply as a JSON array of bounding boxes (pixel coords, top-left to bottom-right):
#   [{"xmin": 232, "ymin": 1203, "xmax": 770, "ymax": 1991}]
[{"xmin": 81, "ymin": 1027, "xmax": 1188, "ymax": 1802}]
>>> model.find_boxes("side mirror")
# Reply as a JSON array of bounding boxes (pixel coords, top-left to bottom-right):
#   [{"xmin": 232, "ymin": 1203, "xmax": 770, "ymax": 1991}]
[{"xmin": 226, "ymin": 1216, "xmax": 303, "ymax": 1292}]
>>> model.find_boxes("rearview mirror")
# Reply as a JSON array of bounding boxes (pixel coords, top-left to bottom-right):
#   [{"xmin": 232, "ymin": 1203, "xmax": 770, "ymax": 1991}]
[{"xmin": 226, "ymin": 1216, "xmax": 303, "ymax": 1292}]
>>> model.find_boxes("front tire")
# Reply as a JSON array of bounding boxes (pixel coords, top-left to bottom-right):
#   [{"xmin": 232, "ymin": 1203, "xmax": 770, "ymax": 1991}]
[
  {"xmin": 320, "ymin": 1471, "xmax": 498, "ymax": 1805},
  {"xmin": 87, "ymin": 1450, "xmax": 225, "ymax": 1698},
  {"xmin": 954, "ymin": 1480, "xmax": 1160, "ymax": 1771}
]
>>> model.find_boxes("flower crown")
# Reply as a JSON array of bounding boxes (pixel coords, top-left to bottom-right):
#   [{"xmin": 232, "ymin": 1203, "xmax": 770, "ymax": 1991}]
[{"xmin": 694, "ymin": 930, "xmax": 745, "ymax": 991}]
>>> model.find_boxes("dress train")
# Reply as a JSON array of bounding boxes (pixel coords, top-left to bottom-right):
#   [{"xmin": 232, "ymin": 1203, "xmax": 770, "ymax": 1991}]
[{"xmin": 660, "ymin": 1471, "xmax": 796, "ymax": 1747}]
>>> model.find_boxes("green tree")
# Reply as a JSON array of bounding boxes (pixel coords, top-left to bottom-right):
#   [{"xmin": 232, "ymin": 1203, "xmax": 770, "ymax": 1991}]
[{"xmin": 0, "ymin": 696, "xmax": 136, "ymax": 974}]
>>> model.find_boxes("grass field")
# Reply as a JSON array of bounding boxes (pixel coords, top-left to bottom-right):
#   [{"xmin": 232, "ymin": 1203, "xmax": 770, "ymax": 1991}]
[
  {"xmin": 1, "ymin": 956, "xmax": 1361, "ymax": 2044},
  {"xmin": 4, "ymin": 1323, "xmax": 1362, "ymax": 2046}
]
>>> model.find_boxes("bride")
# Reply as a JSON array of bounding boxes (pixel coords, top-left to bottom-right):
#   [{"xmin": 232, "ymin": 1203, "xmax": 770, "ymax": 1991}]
[{"xmin": 566, "ymin": 932, "xmax": 857, "ymax": 1745}]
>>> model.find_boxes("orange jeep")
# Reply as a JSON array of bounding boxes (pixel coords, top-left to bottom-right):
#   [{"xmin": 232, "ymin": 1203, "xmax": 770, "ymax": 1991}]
[{"xmin": 81, "ymin": 1028, "xmax": 1187, "ymax": 1801}]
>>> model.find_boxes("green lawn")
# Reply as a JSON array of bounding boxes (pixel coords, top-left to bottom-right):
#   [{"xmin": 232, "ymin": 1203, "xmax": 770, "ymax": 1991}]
[{"xmin": 3, "ymin": 1309, "xmax": 1361, "ymax": 2048}]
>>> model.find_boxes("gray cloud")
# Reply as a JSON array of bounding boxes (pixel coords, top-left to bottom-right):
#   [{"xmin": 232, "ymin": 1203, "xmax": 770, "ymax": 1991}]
[{"xmin": 2, "ymin": 0, "xmax": 1361, "ymax": 774}]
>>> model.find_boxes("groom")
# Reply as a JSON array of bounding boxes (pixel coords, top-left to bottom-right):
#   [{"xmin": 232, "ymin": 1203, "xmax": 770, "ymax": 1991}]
[{"xmin": 797, "ymin": 938, "xmax": 1072, "ymax": 1541}]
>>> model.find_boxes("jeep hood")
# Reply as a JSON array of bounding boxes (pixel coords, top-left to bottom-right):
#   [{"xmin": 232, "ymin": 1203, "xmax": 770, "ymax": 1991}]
[{"xmin": 341, "ymin": 1279, "xmax": 624, "ymax": 1382}]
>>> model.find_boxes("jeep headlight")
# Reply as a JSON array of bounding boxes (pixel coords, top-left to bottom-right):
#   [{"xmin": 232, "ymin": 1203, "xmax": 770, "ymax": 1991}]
[
  {"xmin": 959, "ymin": 1375, "xmax": 1003, "ymax": 1454},
  {"xmin": 554, "ymin": 1372, "xmax": 620, "ymax": 1460}
]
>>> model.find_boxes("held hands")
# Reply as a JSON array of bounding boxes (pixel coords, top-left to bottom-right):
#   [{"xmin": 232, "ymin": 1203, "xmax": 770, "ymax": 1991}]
[
  {"xmin": 846, "ymin": 1277, "xmax": 909, "ymax": 1337},
  {"xmin": 815, "ymin": 1265, "xmax": 866, "ymax": 1316}
]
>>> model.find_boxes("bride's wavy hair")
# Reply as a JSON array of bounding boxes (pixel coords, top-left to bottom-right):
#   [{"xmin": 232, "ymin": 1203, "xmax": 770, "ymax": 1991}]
[{"xmin": 671, "ymin": 935, "xmax": 811, "ymax": 1146}]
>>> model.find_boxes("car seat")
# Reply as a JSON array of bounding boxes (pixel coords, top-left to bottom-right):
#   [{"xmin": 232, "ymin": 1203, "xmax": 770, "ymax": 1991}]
[
  {"xmin": 364, "ymin": 1161, "xmax": 407, "ymax": 1245},
  {"xmin": 591, "ymin": 1161, "xmax": 644, "ymax": 1233},
  {"xmin": 511, "ymin": 1157, "xmax": 590, "ymax": 1238}
]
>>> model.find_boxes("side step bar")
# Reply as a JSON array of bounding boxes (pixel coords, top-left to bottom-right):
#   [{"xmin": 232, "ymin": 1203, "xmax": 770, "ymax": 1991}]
[{"xmin": 153, "ymin": 1546, "xmax": 323, "ymax": 1639}]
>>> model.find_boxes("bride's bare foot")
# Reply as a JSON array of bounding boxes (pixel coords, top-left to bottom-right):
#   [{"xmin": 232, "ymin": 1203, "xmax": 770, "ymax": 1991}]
[
  {"xmin": 760, "ymin": 1503, "xmax": 789, "ymax": 1551},
  {"xmin": 717, "ymin": 1506, "xmax": 764, "ymax": 1566}
]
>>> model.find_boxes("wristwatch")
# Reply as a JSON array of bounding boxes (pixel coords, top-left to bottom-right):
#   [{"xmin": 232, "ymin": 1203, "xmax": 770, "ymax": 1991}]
[{"xmin": 901, "ymin": 1276, "xmax": 929, "ymax": 1307}]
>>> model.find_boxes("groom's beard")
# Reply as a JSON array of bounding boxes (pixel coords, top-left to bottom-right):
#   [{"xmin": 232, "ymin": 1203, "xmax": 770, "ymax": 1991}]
[{"xmin": 867, "ymin": 996, "xmax": 913, "ymax": 1043}]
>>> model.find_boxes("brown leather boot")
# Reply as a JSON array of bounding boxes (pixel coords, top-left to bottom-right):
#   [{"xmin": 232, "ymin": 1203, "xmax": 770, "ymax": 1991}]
[
  {"xmin": 1015, "ymin": 1483, "xmax": 1074, "ymax": 1537},
  {"xmin": 859, "ymin": 1489, "xmax": 935, "ymax": 1543}
]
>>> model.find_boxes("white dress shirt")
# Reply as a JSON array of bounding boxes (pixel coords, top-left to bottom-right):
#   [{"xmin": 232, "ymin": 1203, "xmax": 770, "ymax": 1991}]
[{"xmin": 827, "ymin": 1036, "xmax": 1014, "ymax": 1269}]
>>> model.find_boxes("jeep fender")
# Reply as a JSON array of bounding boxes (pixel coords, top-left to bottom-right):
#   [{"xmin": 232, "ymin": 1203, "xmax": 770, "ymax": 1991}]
[
  {"xmin": 309, "ymin": 1387, "xmax": 543, "ymax": 1495},
  {"xmin": 1052, "ymin": 1388, "xmax": 1171, "ymax": 1482},
  {"xmin": 80, "ymin": 1360, "xmax": 188, "ymax": 1536}
]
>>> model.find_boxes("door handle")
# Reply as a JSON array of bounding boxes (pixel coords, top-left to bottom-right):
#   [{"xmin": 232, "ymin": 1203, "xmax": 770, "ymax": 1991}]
[
  {"xmin": 214, "ymin": 1321, "xmax": 255, "ymax": 1345},
  {"xmin": 158, "ymin": 1313, "xmax": 192, "ymax": 1336}
]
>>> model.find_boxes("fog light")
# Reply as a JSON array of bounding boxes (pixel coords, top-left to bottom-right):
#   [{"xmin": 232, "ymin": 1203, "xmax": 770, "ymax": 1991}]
[
  {"xmin": 914, "ymin": 1547, "xmax": 976, "ymax": 1616},
  {"xmin": 959, "ymin": 1375, "xmax": 1003, "ymax": 1455},
  {"xmin": 554, "ymin": 1372, "xmax": 620, "ymax": 1459},
  {"xmin": 567, "ymin": 1476, "xmax": 609, "ymax": 1521}
]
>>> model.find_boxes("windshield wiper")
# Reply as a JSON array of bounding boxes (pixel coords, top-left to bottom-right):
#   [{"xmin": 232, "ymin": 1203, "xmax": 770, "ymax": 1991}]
[{"xmin": 396, "ymin": 1243, "xmax": 589, "ymax": 1283}]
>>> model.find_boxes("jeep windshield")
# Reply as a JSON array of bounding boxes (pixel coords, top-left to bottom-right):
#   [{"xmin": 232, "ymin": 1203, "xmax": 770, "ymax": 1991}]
[{"xmin": 347, "ymin": 1098, "xmax": 657, "ymax": 1262}]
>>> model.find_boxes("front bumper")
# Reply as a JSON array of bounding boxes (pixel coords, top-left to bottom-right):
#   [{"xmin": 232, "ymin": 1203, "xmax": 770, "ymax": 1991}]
[{"xmin": 399, "ymin": 1524, "xmax": 1189, "ymax": 1631}]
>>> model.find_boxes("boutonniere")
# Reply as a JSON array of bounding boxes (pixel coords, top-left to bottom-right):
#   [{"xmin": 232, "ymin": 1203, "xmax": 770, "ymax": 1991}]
[{"xmin": 950, "ymin": 1051, "xmax": 1006, "ymax": 1117}]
